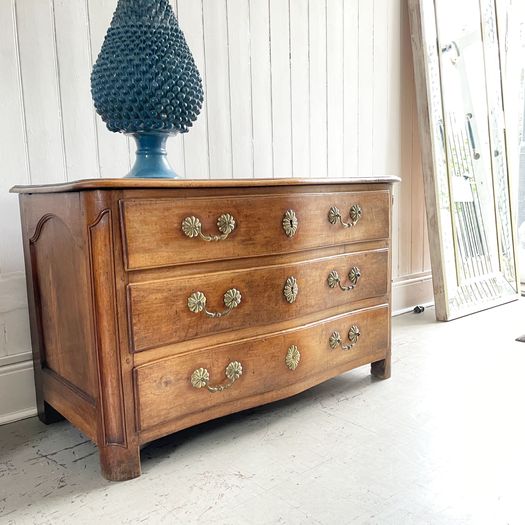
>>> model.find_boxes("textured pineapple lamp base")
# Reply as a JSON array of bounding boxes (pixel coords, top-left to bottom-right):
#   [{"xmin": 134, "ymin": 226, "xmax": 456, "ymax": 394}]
[{"xmin": 125, "ymin": 132, "xmax": 179, "ymax": 179}]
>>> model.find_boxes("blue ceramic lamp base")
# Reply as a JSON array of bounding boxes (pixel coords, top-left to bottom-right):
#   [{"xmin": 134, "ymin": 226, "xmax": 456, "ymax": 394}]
[{"xmin": 126, "ymin": 132, "xmax": 179, "ymax": 179}]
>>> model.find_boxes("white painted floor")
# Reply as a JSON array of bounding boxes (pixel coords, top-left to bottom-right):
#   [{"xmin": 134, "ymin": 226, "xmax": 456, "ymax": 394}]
[{"xmin": 1, "ymin": 299, "xmax": 525, "ymax": 525}]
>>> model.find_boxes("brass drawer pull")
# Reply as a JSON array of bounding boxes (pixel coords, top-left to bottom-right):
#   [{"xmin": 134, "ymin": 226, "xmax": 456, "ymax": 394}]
[
  {"xmin": 328, "ymin": 204, "xmax": 362, "ymax": 228},
  {"xmin": 329, "ymin": 325, "xmax": 361, "ymax": 351},
  {"xmin": 191, "ymin": 361, "xmax": 243, "ymax": 392},
  {"xmin": 182, "ymin": 213, "xmax": 236, "ymax": 241},
  {"xmin": 285, "ymin": 345, "xmax": 301, "ymax": 370},
  {"xmin": 327, "ymin": 267, "xmax": 361, "ymax": 291},
  {"xmin": 187, "ymin": 288, "xmax": 242, "ymax": 318}
]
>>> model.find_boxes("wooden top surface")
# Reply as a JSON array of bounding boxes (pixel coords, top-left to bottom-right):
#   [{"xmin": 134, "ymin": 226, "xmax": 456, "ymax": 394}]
[{"xmin": 11, "ymin": 176, "xmax": 400, "ymax": 194}]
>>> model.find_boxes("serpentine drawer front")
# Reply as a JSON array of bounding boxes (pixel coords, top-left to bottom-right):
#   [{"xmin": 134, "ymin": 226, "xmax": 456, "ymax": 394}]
[
  {"xmin": 128, "ymin": 248, "xmax": 388, "ymax": 351},
  {"xmin": 11, "ymin": 177, "xmax": 397, "ymax": 481},
  {"xmin": 120, "ymin": 190, "xmax": 390, "ymax": 270},
  {"xmin": 134, "ymin": 305, "xmax": 389, "ymax": 431}
]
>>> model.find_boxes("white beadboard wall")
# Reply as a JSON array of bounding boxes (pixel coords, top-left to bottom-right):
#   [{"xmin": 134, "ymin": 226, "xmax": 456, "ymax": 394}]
[{"xmin": 0, "ymin": 0, "xmax": 431, "ymax": 424}]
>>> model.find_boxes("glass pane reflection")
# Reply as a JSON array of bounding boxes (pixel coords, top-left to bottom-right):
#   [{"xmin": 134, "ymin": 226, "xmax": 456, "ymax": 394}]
[{"xmin": 433, "ymin": 0, "xmax": 518, "ymax": 315}]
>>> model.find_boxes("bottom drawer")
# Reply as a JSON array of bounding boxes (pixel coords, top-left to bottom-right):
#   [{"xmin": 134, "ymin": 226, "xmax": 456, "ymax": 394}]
[{"xmin": 134, "ymin": 304, "xmax": 389, "ymax": 431}]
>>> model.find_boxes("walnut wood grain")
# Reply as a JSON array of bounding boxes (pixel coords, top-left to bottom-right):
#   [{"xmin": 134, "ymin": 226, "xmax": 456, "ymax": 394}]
[
  {"xmin": 15, "ymin": 179, "xmax": 396, "ymax": 481},
  {"xmin": 41, "ymin": 369, "xmax": 96, "ymax": 442},
  {"xmin": 22, "ymin": 194, "xmax": 97, "ymax": 406},
  {"xmin": 120, "ymin": 190, "xmax": 390, "ymax": 270},
  {"xmin": 84, "ymin": 191, "xmax": 142, "ymax": 481},
  {"xmin": 11, "ymin": 176, "xmax": 400, "ymax": 194},
  {"xmin": 372, "ymin": 184, "xmax": 393, "ymax": 380},
  {"xmin": 19, "ymin": 195, "xmax": 48, "ymax": 423},
  {"xmin": 135, "ymin": 305, "xmax": 389, "ymax": 431},
  {"xmin": 126, "ymin": 239, "xmax": 388, "ymax": 283},
  {"xmin": 88, "ymin": 209, "xmax": 127, "ymax": 447},
  {"xmin": 128, "ymin": 249, "xmax": 388, "ymax": 352},
  {"xmin": 137, "ymin": 348, "xmax": 388, "ymax": 445},
  {"xmin": 132, "ymin": 295, "xmax": 390, "ymax": 367}
]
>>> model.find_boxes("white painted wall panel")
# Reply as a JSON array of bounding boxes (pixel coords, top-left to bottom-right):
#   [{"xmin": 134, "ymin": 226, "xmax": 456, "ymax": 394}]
[
  {"xmin": 249, "ymin": 0, "xmax": 273, "ymax": 178},
  {"xmin": 290, "ymin": 0, "xmax": 310, "ymax": 178},
  {"xmin": 357, "ymin": 0, "xmax": 374, "ymax": 178},
  {"xmin": 15, "ymin": 0, "xmax": 67, "ymax": 185},
  {"xmin": 327, "ymin": 0, "xmax": 344, "ymax": 178},
  {"xmin": 387, "ymin": 0, "xmax": 402, "ymax": 280},
  {"xmin": 0, "ymin": 309, "xmax": 31, "ymax": 362},
  {"xmin": 0, "ymin": 361, "xmax": 36, "ymax": 425},
  {"xmin": 0, "ymin": 0, "xmax": 29, "ymax": 277},
  {"xmin": 308, "ymin": 0, "xmax": 328, "ymax": 178},
  {"xmin": 227, "ymin": 0, "xmax": 254, "ymax": 179},
  {"xmin": 343, "ymin": 0, "xmax": 359, "ymax": 178},
  {"xmin": 373, "ymin": 0, "xmax": 389, "ymax": 176},
  {"xmin": 53, "ymin": 0, "xmax": 99, "ymax": 181},
  {"xmin": 177, "ymin": 0, "xmax": 209, "ymax": 179},
  {"xmin": 0, "ymin": 0, "xmax": 432, "ymax": 423},
  {"xmin": 0, "ymin": 274, "xmax": 29, "ymax": 361},
  {"xmin": 269, "ymin": 0, "xmax": 293, "ymax": 178},
  {"xmin": 203, "ymin": 0, "xmax": 233, "ymax": 179}
]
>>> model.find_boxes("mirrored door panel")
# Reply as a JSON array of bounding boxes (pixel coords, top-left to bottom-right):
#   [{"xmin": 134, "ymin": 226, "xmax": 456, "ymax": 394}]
[{"xmin": 409, "ymin": 0, "xmax": 519, "ymax": 320}]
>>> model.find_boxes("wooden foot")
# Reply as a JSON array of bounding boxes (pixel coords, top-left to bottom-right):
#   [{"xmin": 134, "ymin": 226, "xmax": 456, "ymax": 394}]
[
  {"xmin": 38, "ymin": 401, "xmax": 65, "ymax": 425},
  {"xmin": 371, "ymin": 357, "xmax": 391, "ymax": 379},
  {"xmin": 99, "ymin": 444, "xmax": 141, "ymax": 481}
]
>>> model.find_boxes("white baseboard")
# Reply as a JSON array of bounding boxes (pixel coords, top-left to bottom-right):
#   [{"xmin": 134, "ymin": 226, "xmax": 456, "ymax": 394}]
[
  {"xmin": 392, "ymin": 272, "xmax": 434, "ymax": 316},
  {"xmin": 0, "ymin": 360, "xmax": 37, "ymax": 425},
  {"xmin": 0, "ymin": 407, "xmax": 37, "ymax": 426},
  {"xmin": 0, "ymin": 351, "xmax": 32, "ymax": 368}
]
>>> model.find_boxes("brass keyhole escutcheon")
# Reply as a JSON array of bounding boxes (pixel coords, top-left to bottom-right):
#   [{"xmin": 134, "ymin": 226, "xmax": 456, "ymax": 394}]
[{"xmin": 282, "ymin": 209, "xmax": 298, "ymax": 237}]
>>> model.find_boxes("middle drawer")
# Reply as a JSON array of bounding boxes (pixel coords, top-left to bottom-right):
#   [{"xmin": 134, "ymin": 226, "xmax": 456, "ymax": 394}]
[{"xmin": 128, "ymin": 248, "xmax": 388, "ymax": 352}]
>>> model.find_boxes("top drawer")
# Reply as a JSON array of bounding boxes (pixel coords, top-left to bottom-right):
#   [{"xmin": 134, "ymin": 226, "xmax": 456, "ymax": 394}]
[{"xmin": 120, "ymin": 190, "xmax": 390, "ymax": 270}]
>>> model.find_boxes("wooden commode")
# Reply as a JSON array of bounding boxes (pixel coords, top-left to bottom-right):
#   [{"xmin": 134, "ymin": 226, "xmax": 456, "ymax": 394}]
[{"xmin": 11, "ymin": 177, "xmax": 398, "ymax": 481}]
